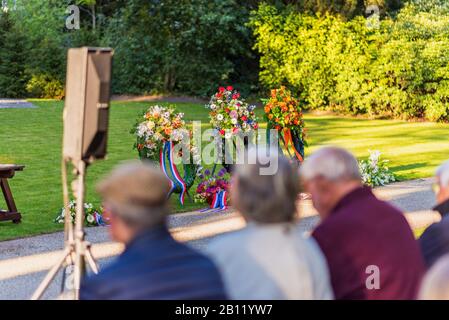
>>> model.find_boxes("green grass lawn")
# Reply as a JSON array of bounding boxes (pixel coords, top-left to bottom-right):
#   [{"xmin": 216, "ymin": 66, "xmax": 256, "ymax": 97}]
[{"xmin": 1, "ymin": 100, "xmax": 449, "ymax": 241}]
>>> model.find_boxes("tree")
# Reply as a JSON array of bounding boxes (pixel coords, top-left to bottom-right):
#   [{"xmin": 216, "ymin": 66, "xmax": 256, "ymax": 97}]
[
  {"xmin": 103, "ymin": 0, "xmax": 258, "ymax": 96},
  {"xmin": 0, "ymin": 10, "xmax": 27, "ymax": 97}
]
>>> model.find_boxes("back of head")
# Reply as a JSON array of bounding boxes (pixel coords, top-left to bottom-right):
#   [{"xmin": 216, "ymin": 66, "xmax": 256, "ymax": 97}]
[
  {"xmin": 300, "ymin": 146, "xmax": 361, "ymax": 183},
  {"xmin": 420, "ymin": 254, "xmax": 449, "ymax": 300},
  {"xmin": 233, "ymin": 147, "xmax": 300, "ymax": 224},
  {"xmin": 97, "ymin": 161, "xmax": 171, "ymax": 229}
]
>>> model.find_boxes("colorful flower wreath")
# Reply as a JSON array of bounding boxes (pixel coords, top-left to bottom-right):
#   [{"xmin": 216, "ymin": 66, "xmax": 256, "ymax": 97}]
[
  {"xmin": 207, "ymin": 86, "xmax": 258, "ymax": 138},
  {"xmin": 133, "ymin": 105, "xmax": 201, "ymax": 205},
  {"xmin": 263, "ymin": 86, "xmax": 307, "ymax": 162}
]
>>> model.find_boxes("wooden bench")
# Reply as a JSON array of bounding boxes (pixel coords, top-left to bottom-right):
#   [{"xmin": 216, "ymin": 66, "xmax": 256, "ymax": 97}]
[{"xmin": 0, "ymin": 165, "xmax": 25, "ymax": 223}]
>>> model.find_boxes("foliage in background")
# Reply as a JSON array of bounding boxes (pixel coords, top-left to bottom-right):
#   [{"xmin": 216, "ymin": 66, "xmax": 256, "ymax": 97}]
[
  {"xmin": 102, "ymin": 0, "xmax": 258, "ymax": 97},
  {"xmin": 2, "ymin": 0, "xmax": 449, "ymax": 123},
  {"xmin": 359, "ymin": 150, "xmax": 396, "ymax": 186},
  {"xmin": 0, "ymin": 10, "xmax": 27, "ymax": 98},
  {"xmin": 250, "ymin": 1, "xmax": 449, "ymax": 122},
  {"xmin": 26, "ymin": 74, "xmax": 65, "ymax": 100}
]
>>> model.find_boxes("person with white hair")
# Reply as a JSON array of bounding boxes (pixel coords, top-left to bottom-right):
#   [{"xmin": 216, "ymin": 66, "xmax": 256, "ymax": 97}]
[
  {"xmin": 301, "ymin": 146, "xmax": 425, "ymax": 300},
  {"xmin": 419, "ymin": 254, "xmax": 449, "ymax": 300},
  {"xmin": 419, "ymin": 160, "xmax": 449, "ymax": 268},
  {"xmin": 206, "ymin": 148, "xmax": 333, "ymax": 300}
]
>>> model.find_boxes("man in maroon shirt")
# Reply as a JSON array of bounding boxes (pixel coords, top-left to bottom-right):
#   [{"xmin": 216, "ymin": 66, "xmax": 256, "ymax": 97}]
[{"xmin": 301, "ymin": 147, "xmax": 425, "ymax": 300}]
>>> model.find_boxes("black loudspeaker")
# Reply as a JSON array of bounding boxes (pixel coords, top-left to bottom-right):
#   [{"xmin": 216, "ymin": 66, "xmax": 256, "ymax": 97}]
[{"xmin": 63, "ymin": 47, "xmax": 113, "ymax": 163}]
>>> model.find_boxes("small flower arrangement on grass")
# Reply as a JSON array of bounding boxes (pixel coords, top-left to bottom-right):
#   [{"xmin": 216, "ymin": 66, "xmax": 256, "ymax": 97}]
[
  {"xmin": 359, "ymin": 150, "xmax": 396, "ymax": 187},
  {"xmin": 54, "ymin": 201, "xmax": 106, "ymax": 227},
  {"xmin": 194, "ymin": 168, "xmax": 230, "ymax": 206},
  {"xmin": 207, "ymin": 86, "xmax": 258, "ymax": 138}
]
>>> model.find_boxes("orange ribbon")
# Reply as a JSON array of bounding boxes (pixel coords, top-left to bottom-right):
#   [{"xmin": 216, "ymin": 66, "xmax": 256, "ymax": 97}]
[{"xmin": 282, "ymin": 128, "xmax": 304, "ymax": 162}]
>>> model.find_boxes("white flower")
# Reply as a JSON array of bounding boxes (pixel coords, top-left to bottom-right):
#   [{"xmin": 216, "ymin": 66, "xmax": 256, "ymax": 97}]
[
  {"xmin": 225, "ymin": 132, "xmax": 232, "ymax": 139},
  {"xmin": 242, "ymin": 122, "xmax": 247, "ymax": 129},
  {"xmin": 217, "ymin": 114, "xmax": 224, "ymax": 121},
  {"xmin": 231, "ymin": 118, "xmax": 237, "ymax": 124},
  {"xmin": 137, "ymin": 123, "xmax": 148, "ymax": 137},
  {"xmin": 87, "ymin": 215, "xmax": 95, "ymax": 224},
  {"xmin": 369, "ymin": 150, "xmax": 381, "ymax": 162},
  {"xmin": 146, "ymin": 121, "xmax": 155, "ymax": 130}
]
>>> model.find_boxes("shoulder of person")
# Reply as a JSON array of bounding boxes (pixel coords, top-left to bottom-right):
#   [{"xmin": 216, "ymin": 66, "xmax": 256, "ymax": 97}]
[
  {"xmin": 420, "ymin": 219, "xmax": 449, "ymax": 241},
  {"xmin": 206, "ymin": 228, "xmax": 251, "ymax": 257}
]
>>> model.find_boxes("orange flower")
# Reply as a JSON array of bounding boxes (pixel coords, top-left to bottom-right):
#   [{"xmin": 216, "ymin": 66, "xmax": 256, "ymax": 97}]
[
  {"xmin": 164, "ymin": 128, "xmax": 172, "ymax": 135},
  {"xmin": 264, "ymin": 106, "xmax": 271, "ymax": 113},
  {"xmin": 271, "ymin": 89, "xmax": 277, "ymax": 98},
  {"xmin": 281, "ymin": 106, "xmax": 288, "ymax": 112},
  {"xmin": 268, "ymin": 114, "xmax": 274, "ymax": 120}
]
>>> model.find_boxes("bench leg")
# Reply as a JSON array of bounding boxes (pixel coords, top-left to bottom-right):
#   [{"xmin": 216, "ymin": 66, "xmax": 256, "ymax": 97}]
[{"xmin": 0, "ymin": 178, "xmax": 21, "ymax": 223}]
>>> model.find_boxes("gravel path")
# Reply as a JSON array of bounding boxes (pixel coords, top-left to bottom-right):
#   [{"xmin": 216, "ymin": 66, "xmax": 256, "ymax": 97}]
[
  {"xmin": 0, "ymin": 99, "xmax": 37, "ymax": 109},
  {"xmin": 0, "ymin": 178, "xmax": 440, "ymax": 299}
]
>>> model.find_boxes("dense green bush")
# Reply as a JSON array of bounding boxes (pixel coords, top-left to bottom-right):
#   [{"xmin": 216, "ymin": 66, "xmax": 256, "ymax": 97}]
[{"xmin": 250, "ymin": 1, "xmax": 449, "ymax": 121}]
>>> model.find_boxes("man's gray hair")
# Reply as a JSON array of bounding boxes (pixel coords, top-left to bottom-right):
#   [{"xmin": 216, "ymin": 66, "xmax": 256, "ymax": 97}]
[
  {"xmin": 300, "ymin": 146, "xmax": 361, "ymax": 182},
  {"xmin": 97, "ymin": 161, "xmax": 171, "ymax": 229},
  {"xmin": 233, "ymin": 148, "xmax": 300, "ymax": 223},
  {"xmin": 436, "ymin": 160, "xmax": 449, "ymax": 187}
]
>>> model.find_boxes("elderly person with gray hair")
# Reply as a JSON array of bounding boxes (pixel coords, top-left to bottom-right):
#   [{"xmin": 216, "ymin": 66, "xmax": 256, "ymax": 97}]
[
  {"xmin": 419, "ymin": 254, "xmax": 449, "ymax": 300},
  {"xmin": 301, "ymin": 147, "xmax": 425, "ymax": 300},
  {"xmin": 419, "ymin": 160, "xmax": 449, "ymax": 268},
  {"xmin": 207, "ymin": 148, "xmax": 333, "ymax": 300},
  {"xmin": 80, "ymin": 161, "xmax": 226, "ymax": 300}
]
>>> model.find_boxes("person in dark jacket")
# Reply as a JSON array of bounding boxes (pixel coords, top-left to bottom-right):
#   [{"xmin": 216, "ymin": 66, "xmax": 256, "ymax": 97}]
[
  {"xmin": 419, "ymin": 160, "xmax": 449, "ymax": 269},
  {"xmin": 300, "ymin": 147, "xmax": 426, "ymax": 300},
  {"xmin": 80, "ymin": 161, "xmax": 227, "ymax": 300}
]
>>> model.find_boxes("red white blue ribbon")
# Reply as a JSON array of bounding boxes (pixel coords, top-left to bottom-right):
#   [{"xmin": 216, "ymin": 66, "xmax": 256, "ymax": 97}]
[
  {"xmin": 94, "ymin": 212, "xmax": 106, "ymax": 226},
  {"xmin": 160, "ymin": 142, "xmax": 175, "ymax": 198},
  {"xmin": 159, "ymin": 141, "xmax": 187, "ymax": 205},
  {"xmin": 210, "ymin": 190, "xmax": 228, "ymax": 211},
  {"xmin": 168, "ymin": 141, "xmax": 187, "ymax": 205}
]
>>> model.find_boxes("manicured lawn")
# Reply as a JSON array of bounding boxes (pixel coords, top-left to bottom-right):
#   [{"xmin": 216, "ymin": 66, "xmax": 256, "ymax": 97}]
[{"xmin": 1, "ymin": 100, "xmax": 449, "ymax": 241}]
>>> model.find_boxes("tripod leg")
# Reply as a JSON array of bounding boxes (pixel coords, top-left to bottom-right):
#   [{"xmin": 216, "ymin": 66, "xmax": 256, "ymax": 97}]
[
  {"xmin": 30, "ymin": 246, "xmax": 73, "ymax": 300},
  {"xmin": 84, "ymin": 246, "xmax": 99, "ymax": 274},
  {"xmin": 73, "ymin": 161, "xmax": 86, "ymax": 300}
]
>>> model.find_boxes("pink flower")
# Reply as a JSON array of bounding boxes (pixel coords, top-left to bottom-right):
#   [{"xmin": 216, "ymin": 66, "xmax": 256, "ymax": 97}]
[
  {"xmin": 219, "ymin": 87, "xmax": 225, "ymax": 93},
  {"xmin": 226, "ymin": 86, "xmax": 234, "ymax": 91}
]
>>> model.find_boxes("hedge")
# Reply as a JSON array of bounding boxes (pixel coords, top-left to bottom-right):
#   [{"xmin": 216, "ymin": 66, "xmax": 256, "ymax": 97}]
[{"xmin": 250, "ymin": 2, "xmax": 449, "ymax": 122}]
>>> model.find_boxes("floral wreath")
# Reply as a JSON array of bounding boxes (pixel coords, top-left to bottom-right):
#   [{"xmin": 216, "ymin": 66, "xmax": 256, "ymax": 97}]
[
  {"xmin": 133, "ymin": 105, "xmax": 201, "ymax": 205},
  {"xmin": 263, "ymin": 86, "xmax": 307, "ymax": 163},
  {"xmin": 207, "ymin": 86, "xmax": 258, "ymax": 138}
]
